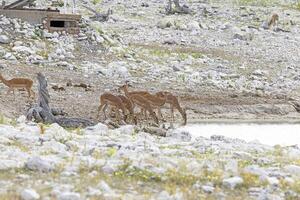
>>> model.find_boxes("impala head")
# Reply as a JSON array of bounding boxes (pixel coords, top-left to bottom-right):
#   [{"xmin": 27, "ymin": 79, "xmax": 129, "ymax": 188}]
[
  {"xmin": 119, "ymin": 82, "xmax": 133, "ymax": 91},
  {"xmin": 272, "ymin": 13, "xmax": 279, "ymax": 21},
  {"xmin": 118, "ymin": 84, "xmax": 127, "ymax": 92}
]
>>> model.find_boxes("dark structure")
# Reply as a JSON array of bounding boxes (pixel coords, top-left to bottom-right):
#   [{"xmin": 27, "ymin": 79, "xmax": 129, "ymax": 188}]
[{"xmin": 0, "ymin": 0, "xmax": 81, "ymax": 34}]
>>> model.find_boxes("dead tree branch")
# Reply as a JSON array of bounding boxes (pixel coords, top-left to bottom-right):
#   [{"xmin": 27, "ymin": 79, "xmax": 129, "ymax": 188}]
[
  {"xmin": 165, "ymin": 0, "xmax": 192, "ymax": 15},
  {"xmin": 82, "ymin": 4, "xmax": 112, "ymax": 22},
  {"xmin": 26, "ymin": 73, "xmax": 95, "ymax": 128}
]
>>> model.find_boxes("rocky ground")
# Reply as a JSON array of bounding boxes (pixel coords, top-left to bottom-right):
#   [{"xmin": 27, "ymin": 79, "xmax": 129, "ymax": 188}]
[
  {"xmin": 0, "ymin": 117, "xmax": 299, "ymax": 199},
  {"xmin": 0, "ymin": 0, "xmax": 300, "ymax": 199}
]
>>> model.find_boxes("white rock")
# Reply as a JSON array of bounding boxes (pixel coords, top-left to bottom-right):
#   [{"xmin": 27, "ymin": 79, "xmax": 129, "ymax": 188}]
[
  {"xmin": 0, "ymin": 159, "xmax": 25, "ymax": 170},
  {"xmin": 107, "ymin": 61, "xmax": 130, "ymax": 79},
  {"xmin": 187, "ymin": 21, "xmax": 200, "ymax": 31},
  {"xmin": 57, "ymin": 192, "xmax": 80, "ymax": 200},
  {"xmin": 41, "ymin": 141, "xmax": 67, "ymax": 154},
  {"xmin": 252, "ymin": 69, "xmax": 268, "ymax": 76},
  {"xmin": 98, "ymin": 181, "xmax": 112, "ymax": 193},
  {"xmin": 0, "ymin": 35, "xmax": 10, "ymax": 44},
  {"xmin": 157, "ymin": 18, "xmax": 173, "ymax": 29},
  {"xmin": 12, "ymin": 46, "xmax": 35, "ymax": 55},
  {"xmin": 267, "ymin": 177, "xmax": 279, "ymax": 186},
  {"xmin": 233, "ymin": 31, "xmax": 253, "ymax": 41},
  {"xmin": 219, "ymin": 22, "xmax": 231, "ymax": 30},
  {"xmin": 261, "ymin": 21, "xmax": 269, "ymax": 30},
  {"xmin": 286, "ymin": 148, "xmax": 300, "ymax": 159},
  {"xmin": 117, "ymin": 125, "xmax": 135, "ymax": 135},
  {"xmin": 222, "ymin": 176, "xmax": 244, "ymax": 189},
  {"xmin": 20, "ymin": 189, "xmax": 40, "ymax": 200},
  {"xmin": 243, "ymin": 165, "xmax": 268, "ymax": 178},
  {"xmin": 154, "ymin": 191, "xmax": 172, "ymax": 200},
  {"xmin": 25, "ymin": 157, "xmax": 54, "ymax": 172},
  {"xmin": 17, "ymin": 115, "xmax": 27, "ymax": 124},
  {"xmin": 202, "ymin": 185, "xmax": 214, "ymax": 193},
  {"xmin": 225, "ymin": 160, "xmax": 238, "ymax": 174},
  {"xmin": 166, "ymin": 129, "xmax": 191, "ymax": 142},
  {"xmin": 44, "ymin": 123, "xmax": 72, "ymax": 142},
  {"xmin": 3, "ymin": 52, "xmax": 17, "ymax": 60},
  {"xmin": 284, "ymin": 177, "xmax": 295, "ymax": 185},
  {"xmin": 14, "ymin": 41, "xmax": 23, "ymax": 47},
  {"xmin": 95, "ymin": 35, "xmax": 104, "ymax": 44},
  {"xmin": 85, "ymin": 123, "xmax": 108, "ymax": 135},
  {"xmin": 102, "ymin": 162, "xmax": 118, "ymax": 174},
  {"xmin": 284, "ymin": 165, "xmax": 300, "ymax": 176},
  {"xmin": 87, "ymin": 187, "xmax": 102, "ymax": 196}
]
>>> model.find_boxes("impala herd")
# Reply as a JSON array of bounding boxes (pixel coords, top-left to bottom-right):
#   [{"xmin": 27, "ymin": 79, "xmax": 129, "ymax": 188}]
[{"xmin": 0, "ymin": 73, "xmax": 187, "ymax": 126}]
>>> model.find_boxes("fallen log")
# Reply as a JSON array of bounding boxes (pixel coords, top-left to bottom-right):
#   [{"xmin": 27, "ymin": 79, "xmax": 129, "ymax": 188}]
[{"xmin": 142, "ymin": 126, "xmax": 167, "ymax": 137}]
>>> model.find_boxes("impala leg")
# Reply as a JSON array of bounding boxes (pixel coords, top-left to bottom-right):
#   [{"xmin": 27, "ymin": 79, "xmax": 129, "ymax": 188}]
[
  {"xmin": 148, "ymin": 108, "xmax": 159, "ymax": 125},
  {"xmin": 130, "ymin": 110, "xmax": 136, "ymax": 124},
  {"xmin": 108, "ymin": 107, "xmax": 114, "ymax": 117},
  {"xmin": 171, "ymin": 104, "xmax": 175, "ymax": 122},
  {"xmin": 132, "ymin": 114, "xmax": 137, "ymax": 125},
  {"xmin": 158, "ymin": 108, "xmax": 165, "ymax": 121},
  {"xmin": 144, "ymin": 109, "xmax": 148, "ymax": 120},
  {"xmin": 97, "ymin": 103, "xmax": 105, "ymax": 119},
  {"xmin": 6, "ymin": 88, "xmax": 12, "ymax": 95},
  {"xmin": 169, "ymin": 103, "xmax": 174, "ymax": 128},
  {"xmin": 103, "ymin": 104, "xmax": 108, "ymax": 120},
  {"xmin": 122, "ymin": 109, "xmax": 127, "ymax": 123},
  {"xmin": 115, "ymin": 108, "xmax": 120, "ymax": 123},
  {"xmin": 31, "ymin": 89, "xmax": 35, "ymax": 99},
  {"xmin": 138, "ymin": 108, "xmax": 144, "ymax": 119},
  {"xmin": 26, "ymin": 87, "xmax": 31, "ymax": 97}
]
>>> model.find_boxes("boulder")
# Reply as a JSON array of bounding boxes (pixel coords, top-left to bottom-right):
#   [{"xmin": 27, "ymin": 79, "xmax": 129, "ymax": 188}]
[
  {"xmin": 0, "ymin": 35, "xmax": 10, "ymax": 44},
  {"xmin": 57, "ymin": 192, "xmax": 80, "ymax": 200},
  {"xmin": 222, "ymin": 176, "xmax": 244, "ymax": 189},
  {"xmin": 20, "ymin": 189, "xmax": 40, "ymax": 200},
  {"xmin": 166, "ymin": 129, "xmax": 192, "ymax": 142},
  {"xmin": 25, "ymin": 156, "xmax": 55, "ymax": 173}
]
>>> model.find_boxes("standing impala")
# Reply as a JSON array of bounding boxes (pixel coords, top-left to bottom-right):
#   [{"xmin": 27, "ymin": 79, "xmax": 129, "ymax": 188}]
[
  {"xmin": 117, "ymin": 95, "xmax": 137, "ymax": 124},
  {"xmin": 97, "ymin": 93, "xmax": 128, "ymax": 123},
  {"xmin": 120, "ymin": 82, "xmax": 167, "ymax": 121},
  {"xmin": 156, "ymin": 91, "xmax": 187, "ymax": 125},
  {"xmin": 139, "ymin": 93, "xmax": 168, "ymax": 121},
  {"xmin": 108, "ymin": 95, "xmax": 137, "ymax": 125},
  {"xmin": 0, "ymin": 73, "xmax": 35, "ymax": 98},
  {"xmin": 119, "ymin": 84, "xmax": 159, "ymax": 125}
]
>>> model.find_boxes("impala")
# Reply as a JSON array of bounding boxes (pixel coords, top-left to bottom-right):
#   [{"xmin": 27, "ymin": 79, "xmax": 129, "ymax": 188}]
[{"xmin": 0, "ymin": 73, "xmax": 35, "ymax": 98}]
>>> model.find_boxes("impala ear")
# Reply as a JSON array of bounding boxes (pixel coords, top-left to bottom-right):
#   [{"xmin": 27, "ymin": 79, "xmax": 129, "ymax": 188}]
[{"xmin": 125, "ymin": 80, "xmax": 133, "ymax": 87}]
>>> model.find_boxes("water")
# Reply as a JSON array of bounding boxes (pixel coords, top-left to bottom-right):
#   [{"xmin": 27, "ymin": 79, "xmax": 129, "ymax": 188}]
[{"xmin": 179, "ymin": 123, "xmax": 300, "ymax": 146}]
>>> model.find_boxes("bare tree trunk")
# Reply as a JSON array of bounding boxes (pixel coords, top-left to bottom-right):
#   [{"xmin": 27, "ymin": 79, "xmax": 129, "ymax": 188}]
[
  {"xmin": 26, "ymin": 73, "xmax": 95, "ymax": 128},
  {"xmin": 82, "ymin": 4, "xmax": 113, "ymax": 22},
  {"xmin": 26, "ymin": 73, "xmax": 56, "ymax": 124},
  {"xmin": 165, "ymin": 0, "xmax": 192, "ymax": 15},
  {"xmin": 173, "ymin": 0, "xmax": 180, "ymax": 8}
]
